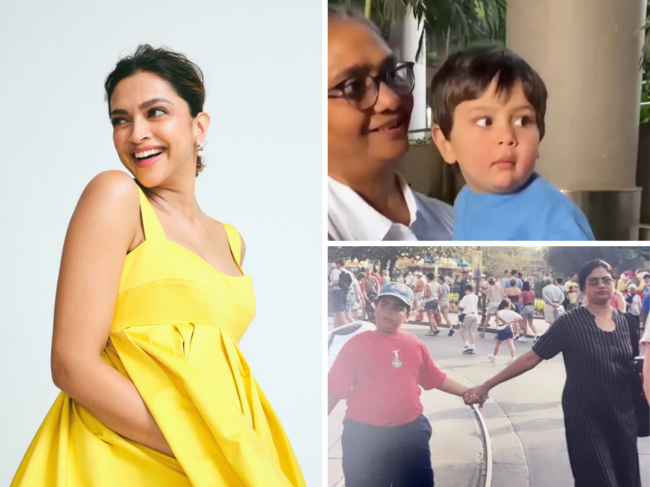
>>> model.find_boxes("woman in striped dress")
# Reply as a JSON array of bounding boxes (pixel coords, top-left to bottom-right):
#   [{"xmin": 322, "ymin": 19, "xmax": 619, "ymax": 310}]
[{"xmin": 467, "ymin": 259, "xmax": 642, "ymax": 487}]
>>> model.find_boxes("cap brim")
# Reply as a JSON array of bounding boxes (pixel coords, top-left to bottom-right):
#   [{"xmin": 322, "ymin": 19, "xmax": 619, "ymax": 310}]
[{"xmin": 378, "ymin": 292, "xmax": 412, "ymax": 308}]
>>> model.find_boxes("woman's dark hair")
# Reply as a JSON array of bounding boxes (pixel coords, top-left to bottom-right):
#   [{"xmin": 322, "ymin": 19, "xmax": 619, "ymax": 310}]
[
  {"xmin": 465, "ymin": 284, "xmax": 473, "ymax": 292},
  {"xmin": 578, "ymin": 259, "xmax": 616, "ymax": 291},
  {"xmin": 104, "ymin": 44, "xmax": 207, "ymax": 176},
  {"xmin": 488, "ymin": 277, "xmax": 495, "ymax": 285},
  {"xmin": 522, "ymin": 281, "xmax": 531, "ymax": 291},
  {"xmin": 510, "ymin": 278, "xmax": 517, "ymax": 287},
  {"xmin": 498, "ymin": 299, "xmax": 510, "ymax": 311}
]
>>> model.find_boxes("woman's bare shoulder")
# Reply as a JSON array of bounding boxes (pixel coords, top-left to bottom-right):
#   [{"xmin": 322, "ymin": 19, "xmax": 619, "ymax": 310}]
[{"xmin": 71, "ymin": 170, "xmax": 141, "ymax": 240}]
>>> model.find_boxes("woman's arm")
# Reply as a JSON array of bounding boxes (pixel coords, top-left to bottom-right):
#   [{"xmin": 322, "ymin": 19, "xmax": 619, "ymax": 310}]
[
  {"xmin": 51, "ymin": 171, "xmax": 173, "ymax": 457},
  {"xmin": 467, "ymin": 350, "xmax": 543, "ymax": 407}
]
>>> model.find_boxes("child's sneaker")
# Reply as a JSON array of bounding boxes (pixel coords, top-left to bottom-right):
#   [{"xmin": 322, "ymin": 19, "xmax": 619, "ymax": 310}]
[
  {"xmin": 506, "ymin": 357, "xmax": 516, "ymax": 365},
  {"xmin": 487, "ymin": 353, "xmax": 496, "ymax": 363},
  {"xmin": 448, "ymin": 328, "xmax": 455, "ymax": 336},
  {"xmin": 514, "ymin": 334, "xmax": 520, "ymax": 341},
  {"xmin": 464, "ymin": 348, "xmax": 476, "ymax": 355},
  {"xmin": 533, "ymin": 335, "xmax": 540, "ymax": 343},
  {"xmin": 520, "ymin": 337, "xmax": 528, "ymax": 343}
]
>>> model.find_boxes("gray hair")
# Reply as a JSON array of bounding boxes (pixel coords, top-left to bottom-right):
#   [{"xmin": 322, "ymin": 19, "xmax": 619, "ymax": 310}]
[
  {"xmin": 544, "ymin": 277, "xmax": 553, "ymax": 285},
  {"xmin": 328, "ymin": 6, "xmax": 382, "ymax": 35}
]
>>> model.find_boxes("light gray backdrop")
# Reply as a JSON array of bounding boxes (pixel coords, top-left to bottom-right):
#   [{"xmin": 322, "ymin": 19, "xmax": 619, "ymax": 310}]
[{"xmin": 0, "ymin": 1, "xmax": 321, "ymax": 485}]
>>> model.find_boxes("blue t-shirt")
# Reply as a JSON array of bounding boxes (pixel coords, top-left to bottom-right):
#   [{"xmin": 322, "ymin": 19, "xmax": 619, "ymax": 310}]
[{"xmin": 453, "ymin": 173, "xmax": 595, "ymax": 241}]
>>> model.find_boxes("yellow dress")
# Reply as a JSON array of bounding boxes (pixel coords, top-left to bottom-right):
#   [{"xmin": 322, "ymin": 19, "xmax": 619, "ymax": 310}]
[{"xmin": 12, "ymin": 185, "xmax": 306, "ymax": 487}]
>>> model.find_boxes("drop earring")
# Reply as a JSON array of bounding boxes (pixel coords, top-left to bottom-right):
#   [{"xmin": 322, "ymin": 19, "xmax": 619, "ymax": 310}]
[{"xmin": 196, "ymin": 140, "xmax": 206, "ymax": 159}]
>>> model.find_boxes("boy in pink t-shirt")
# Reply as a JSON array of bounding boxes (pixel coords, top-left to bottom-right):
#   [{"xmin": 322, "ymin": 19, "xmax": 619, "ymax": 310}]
[{"xmin": 328, "ymin": 283, "xmax": 477, "ymax": 487}]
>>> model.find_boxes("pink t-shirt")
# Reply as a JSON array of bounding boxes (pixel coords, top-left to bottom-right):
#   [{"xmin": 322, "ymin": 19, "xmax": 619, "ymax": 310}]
[{"xmin": 328, "ymin": 331, "xmax": 446, "ymax": 426}]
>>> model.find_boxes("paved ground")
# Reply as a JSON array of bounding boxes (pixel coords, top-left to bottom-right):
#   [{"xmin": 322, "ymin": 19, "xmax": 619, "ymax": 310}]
[{"xmin": 327, "ymin": 313, "xmax": 650, "ymax": 487}]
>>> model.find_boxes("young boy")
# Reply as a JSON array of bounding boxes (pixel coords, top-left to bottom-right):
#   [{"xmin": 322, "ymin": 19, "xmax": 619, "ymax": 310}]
[
  {"xmin": 430, "ymin": 45, "xmax": 595, "ymax": 241},
  {"xmin": 328, "ymin": 282, "xmax": 476, "ymax": 487},
  {"xmin": 457, "ymin": 284, "xmax": 479, "ymax": 355},
  {"xmin": 488, "ymin": 299, "xmax": 522, "ymax": 365}
]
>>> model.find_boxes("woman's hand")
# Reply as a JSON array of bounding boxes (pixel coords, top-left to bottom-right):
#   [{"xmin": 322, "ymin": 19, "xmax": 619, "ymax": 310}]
[
  {"xmin": 464, "ymin": 385, "xmax": 490, "ymax": 408},
  {"xmin": 51, "ymin": 171, "xmax": 173, "ymax": 457}
]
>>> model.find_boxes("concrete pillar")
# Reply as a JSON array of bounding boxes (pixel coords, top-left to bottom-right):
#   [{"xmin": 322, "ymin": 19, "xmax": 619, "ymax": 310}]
[
  {"xmin": 388, "ymin": 6, "xmax": 427, "ymax": 139},
  {"xmin": 506, "ymin": 0, "xmax": 646, "ymax": 239}
]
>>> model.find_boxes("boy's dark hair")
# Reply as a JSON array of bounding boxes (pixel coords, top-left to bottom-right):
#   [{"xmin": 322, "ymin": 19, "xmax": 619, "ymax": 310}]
[
  {"xmin": 465, "ymin": 284, "xmax": 473, "ymax": 292},
  {"xmin": 570, "ymin": 272, "xmax": 578, "ymax": 278},
  {"xmin": 426, "ymin": 272, "xmax": 435, "ymax": 280},
  {"xmin": 578, "ymin": 259, "xmax": 615, "ymax": 291},
  {"xmin": 376, "ymin": 295, "xmax": 409, "ymax": 311},
  {"xmin": 555, "ymin": 277, "xmax": 563, "ymax": 285},
  {"xmin": 511, "ymin": 269, "xmax": 518, "ymax": 276},
  {"xmin": 498, "ymin": 299, "xmax": 511, "ymax": 311},
  {"xmin": 335, "ymin": 258, "xmax": 345, "ymax": 266},
  {"xmin": 430, "ymin": 45, "xmax": 547, "ymax": 140}
]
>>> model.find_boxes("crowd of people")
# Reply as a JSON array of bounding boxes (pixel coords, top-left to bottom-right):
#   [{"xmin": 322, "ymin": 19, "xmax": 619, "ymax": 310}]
[{"xmin": 329, "ymin": 262, "xmax": 650, "ymax": 361}]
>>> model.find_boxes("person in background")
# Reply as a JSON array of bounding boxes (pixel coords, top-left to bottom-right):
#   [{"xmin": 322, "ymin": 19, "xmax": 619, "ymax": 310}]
[
  {"xmin": 500, "ymin": 269, "xmax": 511, "ymax": 289},
  {"xmin": 460, "ymin": 271, "xmax": 470, "ymax": 298},
  {"xmin": 381, "ymin": 269, "xmax": 391, "ymax": 286},
  {"xmin": 405, "ymin": 271, "xmax": 414, "ymax": 288},
  {"xmin": 542, "ymin": 277, "xmax": 564, "ymax": 327},
  {"xmin": 413, "ymin": 272, "xmax": 426, "ymax": 314},
  {"xmin": 481, "ymin": 277, "xmax": 505, "ymax": 338},
  {"xmin": 458, "ymin": 284, "xmax": 479, "ymax": 354},
  {"xmin": 519, "ymin": 281, "xmax": 539, "ymax": 342},
  {"xmin": 488, "ymin": 299, "xmax": 521, "ymax": 365},
  {"xmin": 564, "ymin": 273, "xmax": 579, "ymax": 311},
  {"xmin": 437, "ymin": 275, "xmax": 453, "ymax": 336},
  {"xmin": 395, "ymin": 272, "xmax": 405, "ymax": 284},
  {"xmin": 626, "ymin": 283, "xmax": 642, "ymax": 328},
  {"xmin": 642, "ymin": 274, "xmax": 650, "ymax": 330},
  {"xmin": 642, "ymin": 314, "xmax": 650, "ymax": 403},
  {"xmin": 424, "ymin": 273, "xmax": 441, "ymax": 336}
]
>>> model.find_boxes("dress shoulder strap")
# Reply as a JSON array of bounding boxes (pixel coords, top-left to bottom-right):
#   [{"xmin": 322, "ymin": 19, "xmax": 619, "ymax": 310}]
[
  {"xmin": 221, "ymin": 222, "xmax": 244, "ymax": 274},
  {"xmin": 136, "ymin": 184, "xmax": 167, "ymax": 241}
]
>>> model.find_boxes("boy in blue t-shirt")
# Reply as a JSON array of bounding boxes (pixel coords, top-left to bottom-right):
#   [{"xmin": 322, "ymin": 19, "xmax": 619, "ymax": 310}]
[{"xmin": 430, "ymin": 45, "xmax": 595, "ymax": 241}]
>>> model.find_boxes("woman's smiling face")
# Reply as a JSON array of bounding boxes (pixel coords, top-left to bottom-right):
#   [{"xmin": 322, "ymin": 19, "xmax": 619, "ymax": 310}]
[
  {"xmin": 110, "ymin": 71, "xmax": 204, "ymax": 186},
  {"xmin": 328, "ymin": 20, "xmax": 413, "ymax": 178}
]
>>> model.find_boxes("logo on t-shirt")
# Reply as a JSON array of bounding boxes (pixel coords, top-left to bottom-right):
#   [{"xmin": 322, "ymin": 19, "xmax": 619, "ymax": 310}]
[{"xmin": 391, "ymin": 350, "xmax": 402, "ymax": 368}]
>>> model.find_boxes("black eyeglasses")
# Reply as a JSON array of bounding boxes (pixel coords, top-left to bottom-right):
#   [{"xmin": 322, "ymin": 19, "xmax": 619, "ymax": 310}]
[
  {"xmin": 586, "ymin": 277, "xmax": 613, "ymax": 286},
  {"xmin": 328, "ymin": 62, "xmax": 415, "ymax": 110}
]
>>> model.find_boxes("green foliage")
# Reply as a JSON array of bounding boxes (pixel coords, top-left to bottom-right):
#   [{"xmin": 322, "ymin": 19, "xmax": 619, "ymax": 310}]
[
  {"xmin": 328, "ymin": 0, "xmax": 507, "ymax": 65},
  {"xmin": 546, "ymin": 247, "xmax": 650, "ymax": 279},
  {"xmin": 481, "ymin": 247, "xmax": 547, "ymax": 278},
  {"xmin": 328, "ymin": 246, "xmax": 473, "ymax": 276}
]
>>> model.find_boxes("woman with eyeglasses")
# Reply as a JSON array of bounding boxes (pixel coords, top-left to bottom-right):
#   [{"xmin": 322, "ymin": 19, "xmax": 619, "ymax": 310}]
[
  {"xmin": 327, "ymin": 7, "xmax": 454, "ymax": 241},
  {"xmin": 466, "ymin": 259, "xmax": 642, "ymax": 487}
]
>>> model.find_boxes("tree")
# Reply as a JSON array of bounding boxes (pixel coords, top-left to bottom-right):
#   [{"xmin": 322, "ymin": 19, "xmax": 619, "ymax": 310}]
[
  {"xmin": 481, "ymin": 247, "xmax": 547, "ymax": 278},
  {"xmin": 546, "ymin": 247, "xmax": 650, "ymax": 279},
  {"xmin": 328, "ymin": 0, "xmax": 506, "ymax": 61},
  {"xmin": 328, "ymin": 246, "xmax": 473, "ymax": 276}
]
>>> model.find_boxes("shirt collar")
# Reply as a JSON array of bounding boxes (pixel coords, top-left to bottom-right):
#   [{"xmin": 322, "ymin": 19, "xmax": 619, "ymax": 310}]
[{"xmin": 328, "ymin": 174, "xmax": 419, "ymax": 241}]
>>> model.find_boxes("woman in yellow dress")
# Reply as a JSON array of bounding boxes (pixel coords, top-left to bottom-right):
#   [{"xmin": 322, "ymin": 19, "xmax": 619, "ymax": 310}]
[{"xmin": 11, "ymin": 44, "xmax": 306, "ymax": 487}]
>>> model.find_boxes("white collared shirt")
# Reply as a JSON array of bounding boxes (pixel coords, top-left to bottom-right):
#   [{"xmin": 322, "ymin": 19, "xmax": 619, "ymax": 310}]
[{"xmin": 328, "ymin": 175, "xmax": 454, "ymax": 241}]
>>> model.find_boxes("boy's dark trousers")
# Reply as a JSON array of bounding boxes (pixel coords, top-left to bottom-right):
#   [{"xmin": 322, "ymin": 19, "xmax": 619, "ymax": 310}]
[{"xmin": 341, "ymin": 414, "xmax": 434, "ymax": 487}]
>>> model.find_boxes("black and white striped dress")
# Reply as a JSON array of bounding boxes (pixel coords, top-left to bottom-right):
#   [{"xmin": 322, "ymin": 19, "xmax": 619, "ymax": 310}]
[{"xmin": 532, "ymin": 306, "xmax": 640, "ymax": 487}]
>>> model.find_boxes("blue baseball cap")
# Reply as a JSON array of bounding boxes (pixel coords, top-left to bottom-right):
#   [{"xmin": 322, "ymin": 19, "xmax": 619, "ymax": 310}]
[{"xmin": 378, "ymin": 282, "xmax": 413, "ymax": 308}]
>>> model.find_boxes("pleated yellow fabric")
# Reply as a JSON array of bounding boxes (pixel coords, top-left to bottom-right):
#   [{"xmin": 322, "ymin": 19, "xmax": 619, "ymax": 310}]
[{"xmin": 11, "ymin": 185, "xmax": 306, "ymax": 487}]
